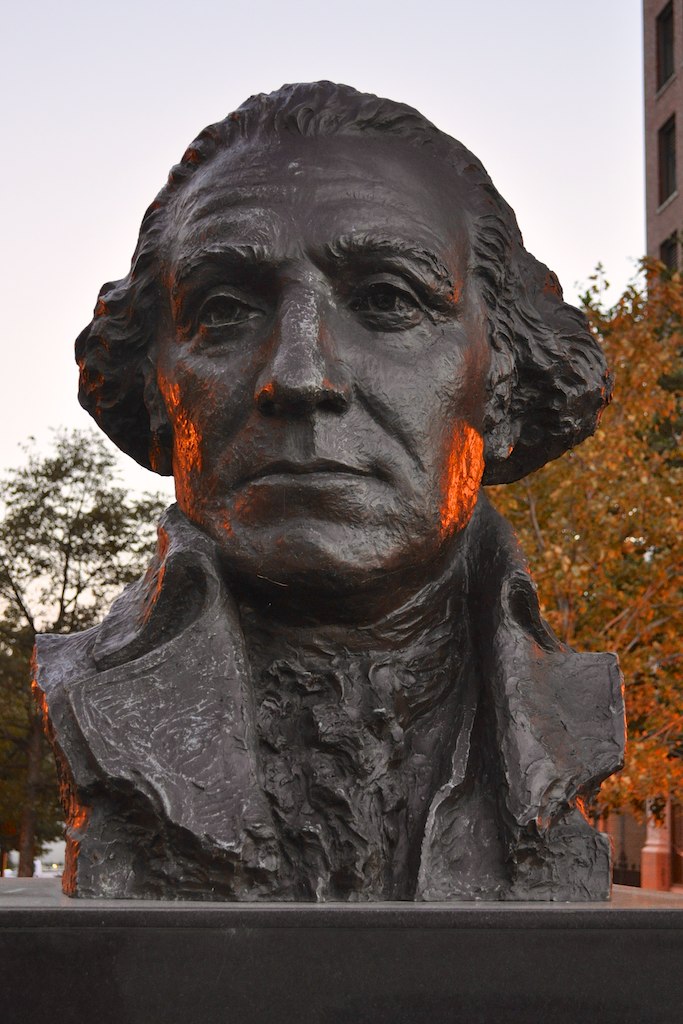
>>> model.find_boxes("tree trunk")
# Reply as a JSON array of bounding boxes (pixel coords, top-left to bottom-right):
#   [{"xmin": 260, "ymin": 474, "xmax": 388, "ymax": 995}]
[{"xmin": 17, "ymin": 712, "xmax": 44, "ymax": 876}]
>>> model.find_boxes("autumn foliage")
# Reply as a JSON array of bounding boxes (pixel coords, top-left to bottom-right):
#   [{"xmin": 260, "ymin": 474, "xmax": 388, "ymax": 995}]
[{"xmin": 491, "ymin": 265, "xmax": 682, "ymax": 816}]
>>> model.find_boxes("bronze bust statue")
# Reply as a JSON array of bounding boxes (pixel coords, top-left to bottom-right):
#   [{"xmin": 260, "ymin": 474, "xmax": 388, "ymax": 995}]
[{"xmin": 35, "ymin": 82, "xmax": 625, "ymax": 901}]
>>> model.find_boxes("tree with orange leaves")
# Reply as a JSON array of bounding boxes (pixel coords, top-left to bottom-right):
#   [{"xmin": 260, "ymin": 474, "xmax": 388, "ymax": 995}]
[{"xmin": 490, "ymin": 264, "xmax": 682, "ymax": 816}]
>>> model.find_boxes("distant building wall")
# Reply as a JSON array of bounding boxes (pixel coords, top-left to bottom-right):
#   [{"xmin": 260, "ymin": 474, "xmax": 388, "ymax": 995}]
[
  {"xmin": 638, "ymin": 2, "xmax": 682, "ymax": 892},
  {"xmin": 644, "ymin": 0, "xmax": 683, "ymax": 265}
]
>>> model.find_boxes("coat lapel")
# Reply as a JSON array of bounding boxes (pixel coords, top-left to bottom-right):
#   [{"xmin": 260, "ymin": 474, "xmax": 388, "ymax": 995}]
[
  {"xmin": 418, "ymin": 497, "xmax": 625, "ymax": 899},
  {"xmin": 37, "ymin": 506, "xmax": 278, "ymax": 866}
]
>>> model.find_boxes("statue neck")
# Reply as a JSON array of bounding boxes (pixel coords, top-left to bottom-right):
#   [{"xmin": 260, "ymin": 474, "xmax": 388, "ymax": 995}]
[
  {"xmin": 237, "ymin": 536, "xmax": 469, "ymax": 657},
  {"xmin": 237, "ymin": 550, "xmax": 473, "ymax": 900}
]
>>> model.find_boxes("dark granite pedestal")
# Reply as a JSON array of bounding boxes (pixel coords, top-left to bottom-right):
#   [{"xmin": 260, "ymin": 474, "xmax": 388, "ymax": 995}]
[{"xmin": 2, "ymin": 880, "xmax": 682, "ymax": 1024}]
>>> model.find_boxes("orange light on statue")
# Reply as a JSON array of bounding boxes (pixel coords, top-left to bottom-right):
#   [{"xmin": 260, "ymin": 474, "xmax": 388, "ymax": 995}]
[
  {"xmin": 448, "ymin": 281, "xmax": 463, "ymax": 306},
  {"xmin": 31, "ymin": 678, "xmax": 50, "ymax": 730},
  {"xmin": 159, "ymin": 379, "xmax": 203, "ymax": 509},
  {"xmin": 70, "ymin": 802, "xmax": 90, "ymax": 833},
  {"xmin": 440, "ymin": 422, "xmax": 484, "ymax": 535},
  {"xmin": 63, "ymin": 793, "xmax": 92, "ymax": 895},
  {"xmin": 140, "ymin": 531, "xmax": 168, "ymax": 624}
]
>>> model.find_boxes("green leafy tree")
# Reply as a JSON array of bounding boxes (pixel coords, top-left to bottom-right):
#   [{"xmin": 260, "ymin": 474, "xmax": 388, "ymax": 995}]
[
  {"xmin": 0, "ymin": 430, "xmax": 167, "ymax": 874},
  {"xmin": 490, "ymin": 264, "xmax": 683, "ymax": 817},
  {"xmin": 0, "ymin": 629, "xmax": 62, "ymax": 872}
]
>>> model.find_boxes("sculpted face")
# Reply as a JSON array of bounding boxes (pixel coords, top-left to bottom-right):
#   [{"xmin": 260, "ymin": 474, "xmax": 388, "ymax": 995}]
[{"xmin": 155, "ymin": 134, "xmax": 490, "ymax": 616}]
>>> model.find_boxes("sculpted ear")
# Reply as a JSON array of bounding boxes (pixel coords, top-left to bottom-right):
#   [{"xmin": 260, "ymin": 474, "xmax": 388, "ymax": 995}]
[
  {"xmin": 480, "ymin": 336, "xmax": 520, "ymax": 483},
  {"xmin": 482, "ymin": 396, "xmax": 519, "ymax": 472}
]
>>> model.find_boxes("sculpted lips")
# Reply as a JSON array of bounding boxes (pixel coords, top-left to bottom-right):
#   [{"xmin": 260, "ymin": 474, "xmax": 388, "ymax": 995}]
[{"xmin": 239, "ymin": 458, "xmax": 377, "ymax": 486}]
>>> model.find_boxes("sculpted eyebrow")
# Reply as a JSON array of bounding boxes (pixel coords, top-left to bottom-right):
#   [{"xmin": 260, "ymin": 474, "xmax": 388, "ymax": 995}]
[
  {"xmin": 172, "ymin": 243, "xmax": 276, "ymax": 292},
  {"xmin": 323, "ymin": 234, "xmax": 458, "ymax": 305}
]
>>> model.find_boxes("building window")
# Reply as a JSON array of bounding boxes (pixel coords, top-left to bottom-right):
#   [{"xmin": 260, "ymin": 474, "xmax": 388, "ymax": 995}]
[
  {"xmin": 660, "ymin": 232, "xmax": 678, "ymax": 269},
  {"xmin": 657, "ymin": 2, "xmax": 675, "ymax": 90},
  {"xmin": 658, "ymin": 115, "xmax": 677, "ymax": 203}
]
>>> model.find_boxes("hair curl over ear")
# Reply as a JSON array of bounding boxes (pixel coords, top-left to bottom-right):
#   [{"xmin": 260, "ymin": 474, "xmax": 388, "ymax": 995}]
[{"xmin": 75, "ymin": 81, "xmax": 611, "ymax": 484}]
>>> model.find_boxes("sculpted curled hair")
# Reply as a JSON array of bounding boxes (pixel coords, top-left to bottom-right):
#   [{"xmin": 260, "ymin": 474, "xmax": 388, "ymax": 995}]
[{"xmin": 75, "ymin": 82, "xmax": 612, "ymax": 484}]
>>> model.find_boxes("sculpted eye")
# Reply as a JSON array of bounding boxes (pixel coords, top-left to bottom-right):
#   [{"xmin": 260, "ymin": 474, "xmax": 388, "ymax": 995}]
[
  {"xmin": 198, "ymin": 293, "xmax": 261, "ymax": 329},
  {"xmin": 349, "ymin": 281, "xmax": 422, "ymax": 329}
]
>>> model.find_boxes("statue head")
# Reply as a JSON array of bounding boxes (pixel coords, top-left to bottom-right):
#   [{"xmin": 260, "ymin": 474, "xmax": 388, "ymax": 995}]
[{"xmin": 75, "ymin": 82, "xmax": 611, "ymax": 615}]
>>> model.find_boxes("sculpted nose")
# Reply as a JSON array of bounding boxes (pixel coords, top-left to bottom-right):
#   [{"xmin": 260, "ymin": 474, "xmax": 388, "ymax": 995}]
[{"xmin": 255, "ymin": 288, "xmax": 350, "ymax": 417}]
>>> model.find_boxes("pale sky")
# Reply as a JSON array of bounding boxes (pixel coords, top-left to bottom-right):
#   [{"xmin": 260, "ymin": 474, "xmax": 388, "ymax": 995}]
[{"xmin": 1, "ymin": 0, "xmax": 643, "ymax": 498}]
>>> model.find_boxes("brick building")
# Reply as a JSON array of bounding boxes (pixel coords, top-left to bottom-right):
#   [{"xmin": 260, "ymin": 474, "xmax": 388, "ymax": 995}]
[{"xmin": 644, "ymin": 0, "xmax": 683, "ymax": 264}]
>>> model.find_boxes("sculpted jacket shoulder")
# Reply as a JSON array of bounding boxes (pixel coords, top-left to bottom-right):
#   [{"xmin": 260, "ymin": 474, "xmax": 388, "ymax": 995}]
[{"xmin": 35, "ymin": 497, "xmax": 625, "ymax": 901}]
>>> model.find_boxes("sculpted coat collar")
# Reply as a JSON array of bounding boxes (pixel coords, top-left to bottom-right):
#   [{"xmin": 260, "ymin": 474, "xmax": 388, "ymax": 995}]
[{"xmin": 35, "ymin": 496, "xmax": 625, "ymax": 901}]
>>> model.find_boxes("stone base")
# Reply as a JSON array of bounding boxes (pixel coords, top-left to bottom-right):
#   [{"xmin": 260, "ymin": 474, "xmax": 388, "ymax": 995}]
[{"xmin": 2, "ymin": 879, "xmax": 682, "ymax": 1023}]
